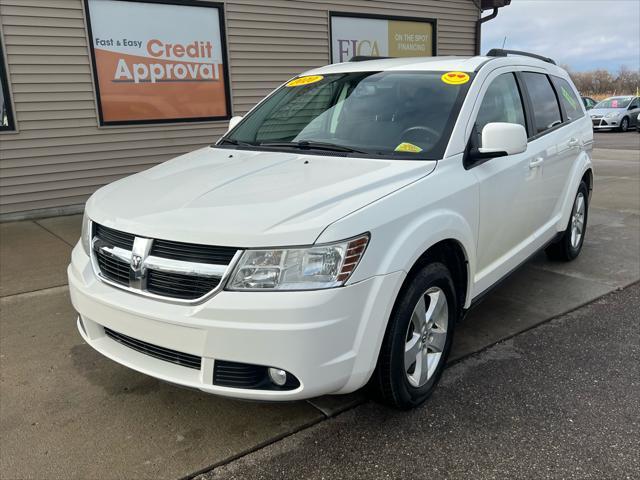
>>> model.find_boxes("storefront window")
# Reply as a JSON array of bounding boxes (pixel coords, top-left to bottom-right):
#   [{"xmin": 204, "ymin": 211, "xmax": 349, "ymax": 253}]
[
  {"xmin": 0, "ymin": 38, "xmax": 15, "ymax": 131},
  {"xmin": 330, "ymin": 13, "xmax": 436, "ymax": 63},
  {"xmin": 85, "ymin": 0, "xmax": 231, "ymax": 126}
]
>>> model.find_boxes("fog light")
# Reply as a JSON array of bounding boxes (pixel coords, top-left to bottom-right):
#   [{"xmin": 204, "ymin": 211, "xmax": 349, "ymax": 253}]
[{"xmin": 268, "ymin": 368, "xmax": 287, "ymax": 386}]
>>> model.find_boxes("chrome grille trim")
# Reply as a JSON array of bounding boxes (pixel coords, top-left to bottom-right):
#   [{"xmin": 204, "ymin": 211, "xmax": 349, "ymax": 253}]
[
  {"xmin": 89, "ymin": 221, "xmax": 243, "ymax": 304},
  {"xmin": 144, "ymin": 255, "xmax": 227, "ymax": 277}
]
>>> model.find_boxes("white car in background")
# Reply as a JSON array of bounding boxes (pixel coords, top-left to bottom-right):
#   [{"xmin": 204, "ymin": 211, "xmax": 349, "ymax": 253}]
[{"xmin": 69, "ymin": 50, "xmax": 593, "ymax": 409}]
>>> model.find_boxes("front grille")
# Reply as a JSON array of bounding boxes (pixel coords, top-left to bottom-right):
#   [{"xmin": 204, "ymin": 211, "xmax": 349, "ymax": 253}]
[
  {"xmin": 96, "ymin": 250, "xmax": 129, "ymax": 285},
  {"xmin": 104, "ymin": 327, "xmax": 201, "ymax": 369},
  {"xmin": 91, "ymin": 222, "xmax": 239, "ymax": 302},
  {"xmin": 94, "ymin": 223, "xmax": 134, "ymax": 250},
  {"xmin": 150, "ymin": 239, "xmax": 237, "ymax": 264},
  {"xmin": 147, "ymin": 270, "xmax": 221, "ymax": 300}
]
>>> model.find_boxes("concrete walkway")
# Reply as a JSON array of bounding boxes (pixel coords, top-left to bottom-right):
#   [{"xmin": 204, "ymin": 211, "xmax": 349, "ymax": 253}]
[{"xmin": 1, "ymin": 147, "xmax": 638, "ymax": 479}]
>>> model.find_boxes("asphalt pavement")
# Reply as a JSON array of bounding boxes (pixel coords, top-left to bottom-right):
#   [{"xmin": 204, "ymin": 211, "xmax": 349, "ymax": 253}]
[
  {"xmin": 201, "ymin": 283, "xmax": 640, "ymax": 480},
  {"xmin": 594, "ymin": 130, "xmax": 640, "ymax": 150}
]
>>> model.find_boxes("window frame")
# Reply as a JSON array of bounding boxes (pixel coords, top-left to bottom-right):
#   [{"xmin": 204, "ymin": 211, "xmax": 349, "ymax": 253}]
[
  {"xmin": 83, "ymin": 0, "xmax": 232, "ymax": 127},
  {"xmin": 219, "ymin": 70, "xmax": 475, "ymax": 161},
  {"xmin": 516, "ymin": 71, "xmax": 565, "ymax": 141},
  {"xmin": 463, "ymin": 70, "xmax": 530, "ymax": 170},
  {"xmin": 0, "ymin": 36, "xmax": 16, "ymax": 132},
  {"xmin": 474, "ymin": 71, "xmax": 528, "ymax": 135},
  {"xmin": 329, "ymin": 11, "xmax": 437, "ymax": 63},
  {"xmin": 550, "ymin": 75, "xmax": 585, "ymax": 124}
]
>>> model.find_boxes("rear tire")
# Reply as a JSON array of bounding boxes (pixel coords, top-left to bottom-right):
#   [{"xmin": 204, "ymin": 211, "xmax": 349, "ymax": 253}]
[
  {"xmin": 545, "ymin": 181, "xmax": 589, "ymax": 261},
  {"xmin": 371, "ymin": 262, "xmax": 456, "ymax": 410}
]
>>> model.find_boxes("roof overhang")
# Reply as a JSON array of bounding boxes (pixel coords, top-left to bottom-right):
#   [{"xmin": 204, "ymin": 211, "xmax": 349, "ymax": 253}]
[{"xmin": 480, "ymin": 0, "xmax": 511, "ymax": 10}]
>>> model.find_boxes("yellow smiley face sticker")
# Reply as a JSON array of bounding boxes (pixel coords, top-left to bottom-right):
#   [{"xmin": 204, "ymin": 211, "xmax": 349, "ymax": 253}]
[
  {"xmin": 441, "ymin": 71, "xmax": 470, "ymax": 85},
  {"xmin": 286, "ymin": 75, "xmax": 324, "ymax": 87}
]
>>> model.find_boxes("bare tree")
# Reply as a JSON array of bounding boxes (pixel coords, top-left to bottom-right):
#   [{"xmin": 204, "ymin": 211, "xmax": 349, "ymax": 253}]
[{"xmin": 565, "ymin": 66, "xmax": 640, "ymax": 98}]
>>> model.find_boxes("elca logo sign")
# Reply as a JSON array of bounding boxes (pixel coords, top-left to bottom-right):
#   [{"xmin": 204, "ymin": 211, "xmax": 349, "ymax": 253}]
[{"xmin": 336, "ymin": 39, "xmax": 381, "ymax": 62}]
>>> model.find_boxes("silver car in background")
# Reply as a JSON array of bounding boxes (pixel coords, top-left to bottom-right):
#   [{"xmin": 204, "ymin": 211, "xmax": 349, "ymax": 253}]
[{"xmin": 589, "ymin": 96, "xmax": 640, "ymax": 131}]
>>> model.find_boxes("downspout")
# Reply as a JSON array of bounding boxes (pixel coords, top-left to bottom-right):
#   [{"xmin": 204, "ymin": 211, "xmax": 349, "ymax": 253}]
[{"xmin": 475, "ymin": 8, "xmax": 499, "ymax": 55}]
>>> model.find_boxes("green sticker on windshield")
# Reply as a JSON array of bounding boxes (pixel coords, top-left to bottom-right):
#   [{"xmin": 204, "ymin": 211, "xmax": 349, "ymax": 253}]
[
  {"xmin": 395, "ymin": 142, "xmax": 423, "ymax": 153},
  {"xmin": 562, "ymin": 86, "xmax": 578, "ymax": 110}
]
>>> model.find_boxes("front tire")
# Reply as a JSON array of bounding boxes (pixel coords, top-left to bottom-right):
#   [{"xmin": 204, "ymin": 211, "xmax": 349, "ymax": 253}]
[
  {"xmin": 545, "ymin": 181, "xmax": 589, "ymax": 261},
  {"xmin": 619, "ymin": 117, "xmax": 629, "ymax": 132},
  {"xmin": 371, "ymin": 262, "xmax": 456, "ymax": 409}
]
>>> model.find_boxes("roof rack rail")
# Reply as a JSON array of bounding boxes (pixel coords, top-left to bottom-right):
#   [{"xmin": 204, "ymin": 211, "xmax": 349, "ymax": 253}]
[
  {"xmin": 486, "ymin": 48, "xmax": 556, "ymax": 65},
  {"xmin": 349, "ymin": 56, "xmax": 392, "ymax": 62}
]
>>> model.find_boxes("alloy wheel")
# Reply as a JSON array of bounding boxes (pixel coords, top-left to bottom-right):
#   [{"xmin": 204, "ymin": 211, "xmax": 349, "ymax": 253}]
[
  {"xmin": 621, "ymin": 118, "xmax": 629, "ymax": 132},
  {"xmin": 570, "ymin": 192, "xmax": 586, "ymax": 249},
  {"xmin": 404, "ymin": 286, "xmax": 448, "ymax": 387}
]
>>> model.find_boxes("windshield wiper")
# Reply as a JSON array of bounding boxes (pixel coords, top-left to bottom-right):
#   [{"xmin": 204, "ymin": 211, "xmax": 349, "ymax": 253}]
[
  {"xmin": 259, "ymin": 140, "xmax": 368, "ymax": 154},
  {"xmin": 217, "ymin": 137, "xmax": 255, "ymax": 147}
]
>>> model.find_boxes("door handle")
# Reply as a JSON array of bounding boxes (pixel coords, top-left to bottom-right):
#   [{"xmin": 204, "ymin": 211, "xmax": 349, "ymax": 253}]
[
  {"xmin": 568, "ymin": 138, "xmax": 580, "ymax": 148},
  {"xmin": 529, "ymin": 157, "xmax": 544, "ymax": 169}
]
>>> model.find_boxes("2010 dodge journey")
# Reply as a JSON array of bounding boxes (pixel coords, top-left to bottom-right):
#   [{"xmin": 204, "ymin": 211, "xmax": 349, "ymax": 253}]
[{"xmin": 69, "ymin": 51, "xmax": 593, "ymax": 409}]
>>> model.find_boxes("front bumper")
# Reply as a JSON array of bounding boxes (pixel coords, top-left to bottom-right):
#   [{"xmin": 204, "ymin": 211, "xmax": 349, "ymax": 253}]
[
  {"xmin": 68, "ymin": 244, "xmax": 404, "ymax": 401},
  {"xmin": 591, "ymin": 118, "xmax": 619, "ymax": 129}
]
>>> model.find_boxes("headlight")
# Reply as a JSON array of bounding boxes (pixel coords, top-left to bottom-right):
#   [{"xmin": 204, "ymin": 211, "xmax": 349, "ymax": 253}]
[
  {"xmin": 605, "ymin": 112, "xmax": 620, "ymax": 118},
  {"xmin": 227, "ymin": 234, "xmax": 369, "ymax": 291},
  {"xmin": 81, "ymin": 212, "xmax": 91, "ymax": 255}
]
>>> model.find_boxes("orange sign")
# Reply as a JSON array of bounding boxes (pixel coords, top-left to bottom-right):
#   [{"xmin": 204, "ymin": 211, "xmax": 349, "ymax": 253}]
[{"xmin": 87, "ymin": 0, "xmax": 230, "ymax": 125}]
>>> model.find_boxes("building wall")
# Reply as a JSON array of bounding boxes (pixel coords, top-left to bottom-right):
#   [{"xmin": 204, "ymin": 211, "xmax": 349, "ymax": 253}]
[{"xmin": 0, "ymin": 0, "xmax": 479, "ymax": 218}]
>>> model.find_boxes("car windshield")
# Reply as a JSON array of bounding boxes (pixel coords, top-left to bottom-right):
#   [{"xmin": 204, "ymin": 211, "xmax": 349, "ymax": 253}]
[
  {"xmin": 594, "ymin": 96, "xmax": 633, "ymax": 109},
  {"xmin": 219, "ymin": 71, "xmax": 472, "ymax": 160}
]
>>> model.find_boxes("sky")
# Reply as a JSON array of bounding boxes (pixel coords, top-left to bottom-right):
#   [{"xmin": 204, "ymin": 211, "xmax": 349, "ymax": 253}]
[{"xmin": 481, "ymin": 0, "xmax": 640, "ymax": 72}]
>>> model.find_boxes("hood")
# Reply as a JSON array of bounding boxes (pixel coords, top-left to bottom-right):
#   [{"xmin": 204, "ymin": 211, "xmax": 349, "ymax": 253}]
[
  {"xmin": 87, "ymin": 147, "xmax": 436, "ymax": 247},
  {"xmin": 589, "ymin": 108, "xmax": 626, "ymax": 117}
]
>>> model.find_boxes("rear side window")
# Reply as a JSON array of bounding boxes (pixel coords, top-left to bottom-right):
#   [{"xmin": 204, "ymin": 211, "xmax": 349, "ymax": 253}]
[
  {"xmin": 522, "ymin": 72, "xmax": 562, "ymax": 135},
  {"xmin": 552, "ymin": 76, "xmax": 584, "ymax": 121},
  {"xmin": 476, "ymin": 73, "xmax": 526, "ymax": 132}
]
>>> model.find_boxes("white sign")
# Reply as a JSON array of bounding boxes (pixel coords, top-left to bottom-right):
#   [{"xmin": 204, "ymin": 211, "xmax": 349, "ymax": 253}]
[{"xmin": 331, "ymin": 15, "xmax": 435, "ymax": 63}]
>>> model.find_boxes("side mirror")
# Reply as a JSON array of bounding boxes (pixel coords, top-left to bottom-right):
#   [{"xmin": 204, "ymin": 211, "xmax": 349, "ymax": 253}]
[
  {"xmin": 227, "ymin": 115, "xmax": 243, "ymax": 132},
  {"xmin": 478, "ymin": 122, "xmax": 527, "ymax": 157}
]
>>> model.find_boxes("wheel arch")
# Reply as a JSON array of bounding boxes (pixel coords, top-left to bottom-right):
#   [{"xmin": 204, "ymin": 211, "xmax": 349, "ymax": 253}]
[
  {"xmin": 557, "ymin": 151, "xmax": 594, "ymax": 232},
  {"xmin": 353, "ymin": 237, "xmax": 471, "ymax": 397},
  {"xmin": 582, "ymin": 167, "xmax": 594, "ymax": 202},
  {"xmin": 401, "ymin": 239, "xmax": 470, "ymax": 319}
]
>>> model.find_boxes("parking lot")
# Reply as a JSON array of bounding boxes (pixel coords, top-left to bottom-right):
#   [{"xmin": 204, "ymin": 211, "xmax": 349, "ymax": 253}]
[{"xmin": 1, "ymin": 132, "xmax": 638, "ymax": 479}]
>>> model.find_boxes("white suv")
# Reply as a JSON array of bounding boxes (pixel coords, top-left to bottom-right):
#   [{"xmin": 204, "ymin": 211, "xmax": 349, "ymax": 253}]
[{"xmin": 69, "ymin": 51, "xmax": 593, "ymax": 409}]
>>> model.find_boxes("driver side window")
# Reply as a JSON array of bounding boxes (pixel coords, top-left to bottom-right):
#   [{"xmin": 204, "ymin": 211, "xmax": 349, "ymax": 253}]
[{"xmin": 476, "ymin": 73, "xmax": 527, "ymax": 138}]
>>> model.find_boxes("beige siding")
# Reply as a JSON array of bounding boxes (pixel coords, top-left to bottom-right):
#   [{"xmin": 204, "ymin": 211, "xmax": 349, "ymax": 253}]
[{"xmin": 0, "ymin": 0, "xmax": 479, "ymax": 217}]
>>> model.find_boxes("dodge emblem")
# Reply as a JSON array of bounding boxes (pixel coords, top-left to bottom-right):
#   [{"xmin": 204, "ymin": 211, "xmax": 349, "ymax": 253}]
[{"xmin": 131, "ymin": 254, "xmax": 143, "ymax": 270}]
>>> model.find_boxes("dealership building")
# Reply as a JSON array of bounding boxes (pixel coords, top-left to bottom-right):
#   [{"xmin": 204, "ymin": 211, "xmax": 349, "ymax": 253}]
[{"xmin": 0, "ymin": 0, "xmax": 509, "ymax": 220}]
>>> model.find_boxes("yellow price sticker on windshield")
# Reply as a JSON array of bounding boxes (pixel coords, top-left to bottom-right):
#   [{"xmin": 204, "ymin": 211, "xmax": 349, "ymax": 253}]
[
  {"xmin": 441, "ymin": 71, "xmax": 470, "ymax": 85},
  {"xmin": 395, "ymin": 142, "xmax": 423, "ymax": 153},
  {"xmin": 286, "ymin": 75, "xmax": 324, "ymax": 87}
]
